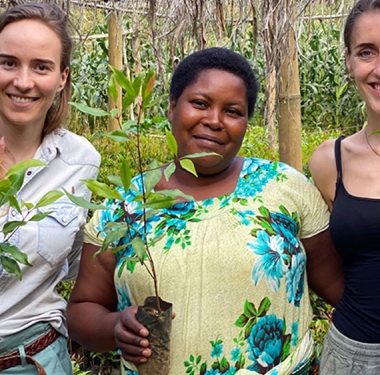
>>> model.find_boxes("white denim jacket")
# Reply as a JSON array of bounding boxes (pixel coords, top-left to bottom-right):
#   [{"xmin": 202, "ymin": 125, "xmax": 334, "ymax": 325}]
[{"xmin": 0, "ymin": 128, "xmax": 100, "ymax": 338}]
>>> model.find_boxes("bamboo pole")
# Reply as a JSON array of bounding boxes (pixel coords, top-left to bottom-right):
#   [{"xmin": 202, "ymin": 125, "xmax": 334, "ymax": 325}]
[
  {"xmin": 108, "ymin": 9, "xmax": 123, "ymax": 131},
  {"xmin": 278, "ymin": 2, "xmax": 302, "ymax": 172}
]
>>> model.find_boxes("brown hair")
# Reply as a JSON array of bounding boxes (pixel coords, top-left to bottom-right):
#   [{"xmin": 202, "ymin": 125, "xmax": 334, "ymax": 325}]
[
  {"xmin": 0, "ymin": 2, "xmax": 72, "ymax": 135},
  {"xmin": 344, "ymin": 0, "xmax": 380, "ymax": 53}
]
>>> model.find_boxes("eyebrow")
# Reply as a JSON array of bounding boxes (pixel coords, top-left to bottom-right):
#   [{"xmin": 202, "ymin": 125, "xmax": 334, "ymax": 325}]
[
  {"xmin": 353, "ymin": 42, "xmax": 376, "ymax": 50},
  {"xmin": 0, "ymin": 53, "xmax": 56, "ymax": 65}
]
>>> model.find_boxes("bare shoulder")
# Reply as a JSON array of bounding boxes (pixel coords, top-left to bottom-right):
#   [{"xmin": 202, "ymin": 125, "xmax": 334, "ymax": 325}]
[{"xmin": 309, "ymin": 138, "xmax": 338, "ymax": 209}]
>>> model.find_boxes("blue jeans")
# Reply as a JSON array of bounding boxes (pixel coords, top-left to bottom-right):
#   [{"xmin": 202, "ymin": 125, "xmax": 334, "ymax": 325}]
[
  {"xmin": 320, "ymin": 322, "xmax": 380, "ymax": 375},
  {"xmin": 0, "ymin": 322, "xmax": 73, "ymax": 375}
]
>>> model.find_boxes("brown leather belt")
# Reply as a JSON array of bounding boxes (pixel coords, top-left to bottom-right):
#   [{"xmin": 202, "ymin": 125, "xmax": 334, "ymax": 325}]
[{"xmin": 0, "ymin": 328, "xmax": 60, "ymax": 374}]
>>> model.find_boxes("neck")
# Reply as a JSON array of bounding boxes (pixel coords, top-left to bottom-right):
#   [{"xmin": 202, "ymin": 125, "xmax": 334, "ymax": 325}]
[{"xmin": 0, "ymin": 125, "xmax": 43, "ymax": 168}]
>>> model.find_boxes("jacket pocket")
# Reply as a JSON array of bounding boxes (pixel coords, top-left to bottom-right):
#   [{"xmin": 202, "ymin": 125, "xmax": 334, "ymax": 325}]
[{"xmin": 37, "ymin": 200, "xmax": 80, "ymax": 267}]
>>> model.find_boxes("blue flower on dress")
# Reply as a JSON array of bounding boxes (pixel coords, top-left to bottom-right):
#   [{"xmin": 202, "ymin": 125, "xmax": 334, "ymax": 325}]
[
  {"xmin": 166, "ymin": 218, "xmax": 186, "ymax": 231},
  {"xmin": 237, "ymin": 210, "xmax": 255, "ymax": 226},
  {"xmin": 270, "ymin": 212, "xmax": 300, "ymax": 255},
  {"xmin": 165, "ymin": 201, "xmax": 195, "ymax": 216},
  {"xmin": 205, "ymin": 369, "xmax": 221, "ymax": 375},
  {"xmin": 286, "ymin": 252, "xmax": 306, "ymax": 307},
  {"xmin": 231, "ymin": 347, "xmax": 241, "ymax": 362},
  {"xmin": 247, "ymin": 314, "xmax": 285, "ymax": 372},
  {"xmin": 249, "ymin": 230, "xmax": 288, "ymax": 291},
  {"xmin": 203, "ymin": 198, "xmax": 214, "ymax": 207},
  {"xmin": 115, "ymin": 278, "xmax": 131, "ymax": 311},
  {"xmin": 291, "ymin": 322, "xmax": 299, "ymax": 347},
  {"xmin": 225, "ymin": 366, "xmax": 237, "ymax": 374},
  {"xmin": 211, "ymin": 343, "xmax": 223, "ymax": 358},
  {"xmin": 124, "ymin": 367, "xmax": 138, "ymax": 375}
]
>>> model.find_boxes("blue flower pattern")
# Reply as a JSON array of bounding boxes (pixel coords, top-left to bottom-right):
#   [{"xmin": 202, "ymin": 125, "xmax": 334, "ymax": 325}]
[{"xmin": 96, "ymin": 158, "xmax": 315, "ymax": 374}]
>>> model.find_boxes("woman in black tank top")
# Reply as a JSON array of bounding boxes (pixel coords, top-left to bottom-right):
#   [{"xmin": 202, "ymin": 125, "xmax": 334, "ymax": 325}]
[{"xmin": 309, "ymin": 1, "xmax": 380, "ymax": 374}]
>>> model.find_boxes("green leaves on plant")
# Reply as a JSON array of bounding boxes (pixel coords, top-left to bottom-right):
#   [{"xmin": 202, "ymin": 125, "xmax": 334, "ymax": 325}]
[
  {"xmin": 166, "ymin": 129, "xmax": 178, "ymax": 156},
  {"xmin": 35, "ymin": 190, "xmax": 64, "ymax": 208},
  {"xmin": 64, "ymin": 189, "xmax": 109, "ymax": 210},
  {"xmin": 81, "ymin": 179, "xmax": 123, "ymax": 201},
  {"xmin": 0, "ymin": 242, "xmax": 32, "ymax": 280},
  {"xmin": 69, "ymin": 102, "xmax": 109, "ymax": 117},
  {"xmin": 132, "ymin": 237, "xmax": 146, "ymax": 264},
  {"xmin": 179, "ymin": 159, "xmax": 197, "ymax": 177}
]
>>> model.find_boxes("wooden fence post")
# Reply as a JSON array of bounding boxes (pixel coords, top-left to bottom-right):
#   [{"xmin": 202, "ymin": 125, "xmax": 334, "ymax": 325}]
[{"xmin": 108, "ymin": 9, "xmax": 123, "ymax": 131}]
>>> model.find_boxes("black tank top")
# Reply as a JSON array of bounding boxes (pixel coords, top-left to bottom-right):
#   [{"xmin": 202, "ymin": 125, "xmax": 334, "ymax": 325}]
[{"xmin": 330, "ymin": 136, "xmax": 380, "ymax": 343}]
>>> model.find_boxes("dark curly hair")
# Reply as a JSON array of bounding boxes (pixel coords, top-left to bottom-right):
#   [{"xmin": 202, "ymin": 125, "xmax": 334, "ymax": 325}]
[
  {"xmin": 169, "ymin": 47, "xmax": 259, "ymax": 119},
  {"xmin": 344, "ymin": 0, "xmax": 380, "ymax": 53}
]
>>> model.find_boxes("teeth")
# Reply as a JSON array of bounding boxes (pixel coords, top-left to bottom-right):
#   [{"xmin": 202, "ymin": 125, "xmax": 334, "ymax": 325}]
[
  {"xmin": 375, "ymin": 84, "xmax": 380, "ymax": 91},
  {"xmin": 10, "ymin": 95, "xmax": 34, "ymax": 103}
]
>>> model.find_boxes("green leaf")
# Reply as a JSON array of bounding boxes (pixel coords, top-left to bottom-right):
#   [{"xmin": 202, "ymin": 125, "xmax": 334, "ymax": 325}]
[
  {"xmin": 220, "ymin": 357, "xmax": 229, "ymax": 372},
  {"xmin": 182, "ymin": 152, "xmax": 221, "ymax": 160},
  {"xmin": 110, "ymin": 108, "xmax": 119, "ymax": 119},
  {"xmin": 143, "ymin": 165, "xmax": 161, "ymax": 193},
  {"xmin": 8, "ymin": 195, "xmax": 21, "ymax": 214},
  {"xmin": 98, "ymin": 227, "xmax": 129, "ymax": 255},
  {"xmin": 35, "ymin": 190, "xmax": 64, "ymax": 208},
  {"xmin": 107, "ymin": 175, "xmax": 123, "ymax": 187},
  {"xmin": 110, "ymin": 66, "xmax": 137, "ymax": 97},
  {"xmin": 131, "ymin": 237, "xmax": 146, "ymax": 264},
  {"xmin": 6, "ymin": 159, "xmax": 46, "ymax": 179},
  {"xmin": 179, "ymin": 159, "xmax": 197, "ymax": 177},
  {"xmin": 138, "ymin": 196, "xmax": 177, "ymax": 210},
  {"xmin": 243, "ymin": 300, "xmax": 258, "ymax": 318},
  {"xmin": 29, "ymin": 212, "xmax": 52, "ymax": 222},
  {"xmin": 257, "ymin": 297, "xmax": 271, "ymax": 317},
  {"xmin": 81, "ymin": 179, "xmax": 124, "ymax": 200},
  {"xmin": 166, "ymin": 130, "xmax": 178, "ymax": 156},
  {"xmin": 163, "ymin": 162, "xmax": 176, "ymax": 182},
  {"xmin": 142, "ymin": 71, "xmax": 155, "ymax": 100},
  {"xmin": 0, "ymin": 255, "xmax": 22, "ymax": 280},
  {"xmin": 157, "ymin": 189, "xmax": 194, "ymax": 201},
  {"xmin": 120, "ymin": 159, "xmax": 132, "ymax": 192},
  {"xmin": 0, "ymin": 243, "xmax": 31, "ymax": 266},
  {"xmin": 244, "ymin": 317, "xmax": 256, "ymax": 339},
  {"xmin": 64, "ymin": 189, "xmax": 110, "ymax": 210},
  {"xmin": 106, "ymin": 129, "xmax": 130, "ymax": 143},
  {"xmin": 132, "ymin": 75, "xmax": 142, "ymax": 97},
  {"xmin": 122, "ymin": 93, "xmax": 136, "ymax": 111},
  {"xmin": 2, "ymin": 220, "xmax": 27, "ymax": 236},
  {"xmin": 108, "ymin": 74, "xmax": 118, "ymax": 102},
  {"xmin": 69, "ymin": 102, "xmax": 109, "ymax": 117},
  {"xmin": 258, "ymin": 206, "xmax": 270, "ymax": 217},
  {"xmin": 235, "ymin": 313, "xmax": 249, "ymax": 327}
]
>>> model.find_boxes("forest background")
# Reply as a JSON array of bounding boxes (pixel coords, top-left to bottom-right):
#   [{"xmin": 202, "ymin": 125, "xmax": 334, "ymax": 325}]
[{"xmin": 0, "ymin": 0, "xmax": 364, "ymax": 373}]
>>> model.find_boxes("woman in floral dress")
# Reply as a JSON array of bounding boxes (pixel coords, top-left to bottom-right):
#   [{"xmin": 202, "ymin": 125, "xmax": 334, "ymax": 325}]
[{"xmin": 67, "ymin": 47, "xmax": 343, "ymax": 375}]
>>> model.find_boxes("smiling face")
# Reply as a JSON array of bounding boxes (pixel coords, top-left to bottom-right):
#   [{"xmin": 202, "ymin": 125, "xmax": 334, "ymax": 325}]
[
  {"xmin": 168, "ymin": 68, "xmax": 249, "ymax": 176},
  {"xmin": 0, "ymin": 19, "xmax": 68, "ymax": 133},
  {"xmin": 346, "ymin": 10, "xmax": 380, "ymax": 119}
]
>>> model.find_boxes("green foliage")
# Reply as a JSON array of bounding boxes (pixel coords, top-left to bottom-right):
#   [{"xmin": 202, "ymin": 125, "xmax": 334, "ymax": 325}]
[
  {"xmin": 68, "ymin": 66, "xmax": 220, "ymax": 312},
  {"xmin": 0, "ymin": 159, "xmax": 64, "ymax": 280},
  {"xmin": 299, "ymin": 21, "xmax": 366, "ymax": 133}
]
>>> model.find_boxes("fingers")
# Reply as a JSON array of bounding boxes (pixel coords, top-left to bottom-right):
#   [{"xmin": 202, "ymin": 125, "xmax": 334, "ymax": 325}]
[{"xmin": 114, "ymin": 306, "xmax": 152, "ymax": 364}]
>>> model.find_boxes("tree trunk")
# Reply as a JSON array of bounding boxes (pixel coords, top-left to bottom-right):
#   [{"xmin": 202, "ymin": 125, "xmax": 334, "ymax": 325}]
[
  {"xmin": 278, "ymin": 1, "xmax": 302, "ymax": 172},
  {"xmin": 108, "ymin": 8, "xmax": 123, "ymax": 131}
]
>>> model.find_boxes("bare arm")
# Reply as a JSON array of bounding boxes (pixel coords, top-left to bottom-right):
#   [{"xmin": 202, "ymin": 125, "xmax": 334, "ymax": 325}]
[
  {"xmin": 67, "ymin": 243, "xmax": 151, "ymax": 363},
  {"xmin": 303, "ymin": 228, "xmax": 343, "ymax": 307},
  {"xmin": 309, "ymin": 139, "xmax": 337, "ymax": 211}
]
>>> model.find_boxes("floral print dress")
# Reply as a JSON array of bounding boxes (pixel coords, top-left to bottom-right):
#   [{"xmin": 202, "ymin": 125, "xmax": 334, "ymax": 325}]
[{"xmin": 85, "ymin": 157, "xmax": 329, "ymax": 375}]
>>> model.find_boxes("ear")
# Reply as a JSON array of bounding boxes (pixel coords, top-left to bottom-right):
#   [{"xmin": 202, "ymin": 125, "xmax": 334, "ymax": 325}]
[
  {"xmin": 345, "ymin": 48, "xmax": 353, "ymax": 78},
  {"xmin": 57, "ymin": 67, "xmax": 69, "ymax": 93},
  {"xmin": 168, "ymin": 98, "xmax": 177, "ymax": 124}
]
